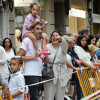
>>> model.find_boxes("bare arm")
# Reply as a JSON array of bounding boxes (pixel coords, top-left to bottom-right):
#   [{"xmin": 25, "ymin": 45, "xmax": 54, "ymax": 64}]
[
  {"xmin": 66, "ymin": 60, "xmax": 80, "ymax": 71},
  {"xmin": 94, "ymin": 59, "xmax": 100, "ymax": 63},
  {"xmin": 12, "ymin": 91, "xmax": 23, "ymax": 98},
  {"xmin": 92, "ymin": 62, "xmax": 100, "ymax": 67},
  {"xmin": 30, "ymin": 21, "xmax": 39, "ymax": 28},
  {"xmin": 41, "ymin": 34, "xmax": 47, "ymax": 50},
  {"xmin": 18, "ymin": 48, "xmax": 40, "ymax": 61},
  {"xmin": 81, "ymin": 59, "xmax": 96, "ymax": 70},
  {"xmin": 74, "ymin": 58, "xmax": 81, "ymax": 66}
]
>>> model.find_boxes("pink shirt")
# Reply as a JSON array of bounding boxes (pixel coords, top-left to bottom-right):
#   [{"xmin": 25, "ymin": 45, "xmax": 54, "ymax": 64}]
[{"xmin": 22, "ymin": 13, "xmax": 40, "ymax": 40}]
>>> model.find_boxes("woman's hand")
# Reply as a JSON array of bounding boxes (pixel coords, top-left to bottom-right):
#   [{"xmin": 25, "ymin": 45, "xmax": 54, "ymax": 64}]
[
  {"xmin": 56, "ymin": 35, "xmax": 62, "ymax": 42},
  {"xmin": 74, "ymin": 67, "xmax": 80, "ymax": 71},
  {"xmin": 90, "ymin": 65, "xmax": 97, "ymax": 71}
]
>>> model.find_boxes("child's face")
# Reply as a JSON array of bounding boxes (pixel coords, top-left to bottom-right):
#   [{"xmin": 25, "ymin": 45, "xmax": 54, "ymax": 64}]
[
  {"xmin": 10, "ymin": 60, "xmax": 21, "ymax": 73},
  {"xmin": 31, "ymin": 5, "xmax": 40, "ymax": 17}
]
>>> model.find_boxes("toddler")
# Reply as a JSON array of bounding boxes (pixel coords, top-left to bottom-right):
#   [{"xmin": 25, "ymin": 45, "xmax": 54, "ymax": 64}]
[
  {"xmin": 9, "ymin": 56, "xmax": 25, "ymax": 100},
  {"xmin": 22, "ymin": 3, "xmax": 48, "ymax": 58}
]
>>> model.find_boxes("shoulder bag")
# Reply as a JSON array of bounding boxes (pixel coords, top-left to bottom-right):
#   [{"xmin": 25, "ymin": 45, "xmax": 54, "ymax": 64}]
[{"xmin": 42, "ymin": 46, "xmax": 59, "ymax": 79}]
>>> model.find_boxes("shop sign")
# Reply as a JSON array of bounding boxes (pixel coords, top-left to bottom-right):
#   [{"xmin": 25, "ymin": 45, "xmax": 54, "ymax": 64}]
[
  {"xmin": 93, "ymin": 14, "xmax": 100, "ymax": 24},
  {"xmin": 14, "ymin": 0, "xmax": 33, "ymax": 7},
  {"xmin": 69, "ymin": 8, "xmax": 86, "ymax": 18}
]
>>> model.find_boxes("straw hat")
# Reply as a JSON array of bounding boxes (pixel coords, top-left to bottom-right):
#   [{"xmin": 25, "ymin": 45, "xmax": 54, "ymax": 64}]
[{"xmin": 88, "ymin": 44, "xmax": 98, "ymax": 52}]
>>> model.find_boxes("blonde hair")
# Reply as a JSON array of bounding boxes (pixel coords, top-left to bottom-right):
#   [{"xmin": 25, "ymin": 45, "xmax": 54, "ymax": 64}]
[{"xmin": 88, "ymin": 44, "xmax": 98, "ymax": 52}]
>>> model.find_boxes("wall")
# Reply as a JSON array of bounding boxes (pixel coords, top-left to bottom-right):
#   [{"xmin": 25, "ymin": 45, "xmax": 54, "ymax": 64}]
[
  {"xmin": 69, "ymin": 0, "xmax": 88, "ymax": 34},
  {"xmin": 0, "ymin": 1, "xmax": 15, "ymax": 48},
  {"xmin": 45, "ymin": 0, "xmax": 55, "ymax": 36},
  {"xmin": 9, "ymin": 9, "xmax": 16, "ymax": 48},
  {"xmin": 54, "ymin": 2, "xmax": 65, "ymax": 34},
  {"xmin": 0, "ymin": 7, "xmax": 9, "ymax": 41},
  {"xmin": 71, "ymin": 0, "xmax": 87, "ymax": 9},
  {"xmin": 46, "ymin": 0, "xmax": 69, "ymax": 35}
]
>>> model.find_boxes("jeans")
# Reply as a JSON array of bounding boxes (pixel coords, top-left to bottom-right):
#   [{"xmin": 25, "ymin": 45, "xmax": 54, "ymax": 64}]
[
  {"xmin": 76, "ymin": 77, "xmax": 83, "ymax": 100},
  {"xmin": 24, "ymin": 76, "xmax": 42, "ymax": 100}
]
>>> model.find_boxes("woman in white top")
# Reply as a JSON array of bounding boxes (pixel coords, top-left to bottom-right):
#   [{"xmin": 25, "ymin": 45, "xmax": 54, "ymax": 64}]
[
  {"xmin": 2, "ymin": 38, "xmax": 16, "ymax": 74},
  {"xmin": 74, "ymin": 35, "xmax": 96, "ymax": 69},
  {"xmin": 2, "ymin": 38, "xmax": 16, "ymax": 62},
  {"xmin": 44, "ymin": 30, "xmax": 68, "ymax": 100}
]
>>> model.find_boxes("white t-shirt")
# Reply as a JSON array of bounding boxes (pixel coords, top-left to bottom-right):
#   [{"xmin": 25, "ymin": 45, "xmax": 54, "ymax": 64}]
[
  {"xmin": 74, "ymin": 45, "xmax": 92, "ymax": 65},
  {"xmin": 9, "ymin": 71, "xmax": 25, "ymax": 100},
  {"xmin": 20, "ymin": 37, "xmax": 42, "ymax": 76},
  {"xmin": 5, "ymin": 48, "xmax": 15, "ymax": 62}
]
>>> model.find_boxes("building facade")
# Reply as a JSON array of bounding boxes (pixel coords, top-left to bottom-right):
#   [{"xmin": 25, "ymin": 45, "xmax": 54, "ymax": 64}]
[
  {"xmin": 0, "ymin": 0, "xmax": 100, "ymax": 48},
  {"xmin": 0, "ymin": 0, "xmax": 15, "ymax": 46}
]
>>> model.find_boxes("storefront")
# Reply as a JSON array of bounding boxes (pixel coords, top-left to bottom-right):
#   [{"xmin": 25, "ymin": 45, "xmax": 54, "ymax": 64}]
[{"xmin": 69, "ymin": 0, "xmax": 87, "ymax": 34}]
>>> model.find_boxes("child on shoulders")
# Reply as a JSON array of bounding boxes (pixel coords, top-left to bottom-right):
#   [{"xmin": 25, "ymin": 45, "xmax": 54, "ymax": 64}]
[{"xmin": 22, "ymin": 3, "xmax": 48, "ymax": 59}]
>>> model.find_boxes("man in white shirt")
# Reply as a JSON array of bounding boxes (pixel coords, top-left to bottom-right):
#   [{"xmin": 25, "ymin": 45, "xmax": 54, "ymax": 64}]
[{"xmin": 18, "ymin": 22, "xmax": 43, "ymax": 100}]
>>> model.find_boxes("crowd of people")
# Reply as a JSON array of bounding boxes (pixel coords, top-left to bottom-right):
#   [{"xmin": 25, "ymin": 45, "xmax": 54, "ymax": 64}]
[{"xmin": 0, "ymin": 2, "xmax": 100, "ymax": 100}]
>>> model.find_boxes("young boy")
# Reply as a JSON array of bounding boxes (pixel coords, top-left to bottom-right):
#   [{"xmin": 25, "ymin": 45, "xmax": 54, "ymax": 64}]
[{"xmin": 9, "ymin": 56, "xmax": 25, "ymax": 100}]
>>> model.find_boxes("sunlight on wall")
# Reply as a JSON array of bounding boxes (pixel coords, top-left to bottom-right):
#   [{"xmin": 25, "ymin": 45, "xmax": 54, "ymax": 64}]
[
  {"xmin": 69, "ymin": 8, "xmax": 86, "ymax": 18},
  {"xmin": 14, "ymin": 0, "xmax": 33, "ymax": 7}
]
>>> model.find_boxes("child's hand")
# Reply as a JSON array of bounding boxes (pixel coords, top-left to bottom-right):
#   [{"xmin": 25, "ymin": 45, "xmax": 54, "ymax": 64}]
[
  {"xmin": 44, "ymin": 21, "xmax": 48, "ymax": 27},
  {"xmin": 36, "ymin": 19, "xmax": 39, "ymax": 22},
  {"xmin": 3, "ymin": 89, "xmax": 10, "ymax": 100},
  {"xmin": 34, "ymin": 19, "xmax": 39, "ymax": 24},
  {"xmin": 56, "ymin": 35, "xmax": 62, "ymax": 42}
]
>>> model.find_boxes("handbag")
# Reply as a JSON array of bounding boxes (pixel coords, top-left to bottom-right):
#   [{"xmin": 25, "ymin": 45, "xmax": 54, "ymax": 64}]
[{"xmin": 42, "ymin": 46, "xmax": 59, "ymax": 79}]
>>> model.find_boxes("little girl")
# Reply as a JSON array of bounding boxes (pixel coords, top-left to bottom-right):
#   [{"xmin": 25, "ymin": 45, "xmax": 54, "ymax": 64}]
[{"xmin": 22, "ymin": 3, "xmax": 48, "ymax": 58}]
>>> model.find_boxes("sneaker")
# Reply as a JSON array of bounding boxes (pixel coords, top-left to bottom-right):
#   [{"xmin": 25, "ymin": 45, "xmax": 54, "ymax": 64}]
[
  {"xmin": 41, "ymin": 50, "xmax": 51, "ymax": 55},
  {"xmin": 40, "ymin": 54, "xmax": 45, "ymax": 59}
]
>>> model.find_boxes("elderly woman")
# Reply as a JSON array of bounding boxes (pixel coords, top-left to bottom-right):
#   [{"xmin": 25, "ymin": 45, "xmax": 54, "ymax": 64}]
[{"xmin": 43, "ymin": 30, "xmax": 68, "ymax": 100}]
